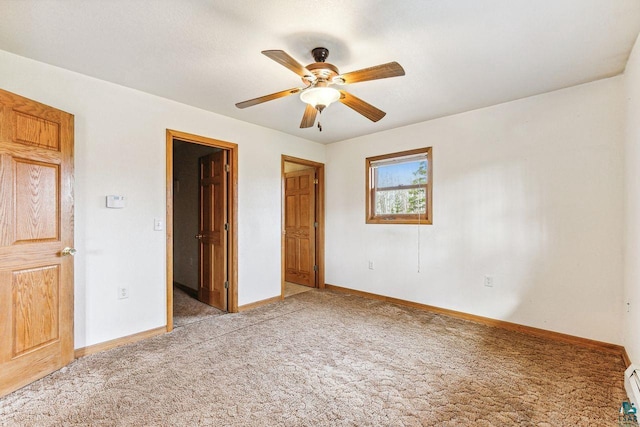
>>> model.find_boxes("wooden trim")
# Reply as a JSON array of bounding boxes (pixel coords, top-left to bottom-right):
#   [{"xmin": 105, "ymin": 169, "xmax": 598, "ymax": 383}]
[
  {"xmin": 165, "ymin": 133, "xmax": 174, "ymax": 331},
  {"xmin": 316, "ymin": 164, "xmax": 325, "ymax": 290},
  {"xmin": 365, "ymin": 147, "xmax": 432, "ymax": 225},
  {"xmin": 376, "ymin": 183, "xmax": 425, "ymax": 192},
  {"xmin": 366, "ymin": 147, "xmax": 431, "ymax": 163},
  {"xmin": 623, "ymin": 347, "xmax": 633, "ymax": 368},
  {"xmin": 166, "ymin": 129, "xmax": 240, "ymax": 331},
  {"xmin": 280, "ymin": 159, "xmax": 286, "ymax": 300},
  {"xmin": 281, "ymin": 156, "xmax": 326, "ymax": 292},
  {"xmin": 229, "ymin": 141, "xmax": 239, "ymax": 312},
  {"xmin": 173, "ymin": 281, "xmax": 198, "ymax": 299},
  {"xmin": 74, "ymin": 326, "xmax": 166, "ymax": 359},
  {"xmin": 325, "ymin": 284, "xmax": 626, "ymax": 356},
  {"xmin": 238, "ymin": 295, "xmax": 281, "ymax": 312}
]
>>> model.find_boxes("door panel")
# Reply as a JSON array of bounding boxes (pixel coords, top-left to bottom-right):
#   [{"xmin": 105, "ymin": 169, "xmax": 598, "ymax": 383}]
[
  {"xmin": 12, "ymin": 265, "xmax": 60, "ymax": 356},
  {"xmin": 198, "ymin": 151, "xmax": 227, "ymax": 310},
  {"xmin": 298, "ymin": 239, "xmax": 310, "ymax": 272},
  {"xmin": 13, "ymin": 110, "xmax": 61, "ymax": 150},
  {"xmin": 15, "ymin": 160, "xmax": 59, "ymax": 241},
  {"xmin": 284, "ymin": 168, "xmax": 316, "ymax": 287},
  {"xmin": 0, "ymin": 89, "xmax": 74, "ymax": 397}
]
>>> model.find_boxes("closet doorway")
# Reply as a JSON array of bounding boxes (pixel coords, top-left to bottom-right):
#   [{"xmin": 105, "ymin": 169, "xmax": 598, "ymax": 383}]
[
  {"xmin": 166, "ymin": 130, "xmax": 238, "ymax": 331},
  {"xmin": 281, "ymin": 156, "xmax": 325, "ymax": 298}
]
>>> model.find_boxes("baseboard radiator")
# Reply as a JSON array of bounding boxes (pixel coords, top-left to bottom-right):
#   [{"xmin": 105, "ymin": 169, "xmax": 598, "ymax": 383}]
[{"xmin": 625, "ymin": 365, "xmax": 640, "ymax": 409}]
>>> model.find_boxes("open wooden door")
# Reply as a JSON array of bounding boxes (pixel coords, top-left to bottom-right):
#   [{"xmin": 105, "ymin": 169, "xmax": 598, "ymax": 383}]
[
  {"xmin": 197, "ymin": 151, "xmax": 228, "ymax": 310},
  {"xmin": 0, "ymin": 89, "xmax": 74, "ymax": 397},
  {"xmin": 284, "ymin": 169, "xmax": 316, "ymax": 287}
]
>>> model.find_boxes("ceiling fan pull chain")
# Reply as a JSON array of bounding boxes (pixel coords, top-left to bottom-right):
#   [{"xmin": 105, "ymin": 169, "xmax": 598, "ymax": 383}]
[{"xmin": 317, "ymin": 121, "xmax": 322, "ymax": 132}]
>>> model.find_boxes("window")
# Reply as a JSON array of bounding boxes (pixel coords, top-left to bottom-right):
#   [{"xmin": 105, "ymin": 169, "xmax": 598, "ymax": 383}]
[{"xmin": 366, "ymin": 147, "xmax": 432, "ymax": 224}]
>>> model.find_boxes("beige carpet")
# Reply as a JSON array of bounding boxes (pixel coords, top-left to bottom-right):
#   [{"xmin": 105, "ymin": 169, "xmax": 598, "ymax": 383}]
[
  {"xmin": 173, "ymin": 286, "xmax": 225, "ymax": 328},
  {"xmin": 0, "ymin": 290, "xmax": 628, "ymax": 426}
]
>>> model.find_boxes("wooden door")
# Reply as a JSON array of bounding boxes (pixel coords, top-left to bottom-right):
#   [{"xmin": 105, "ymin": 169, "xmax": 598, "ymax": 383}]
[
  {"xmin": 197, "ymin": 151, "xmax": 227, "ymax": 310},
  {"xmin": 284, "ymin": 169, "xmax": 316, "ymax": 287},
  {"xmin": 0, "ymin": 89, "xmax": 74, "ymax": 397}
]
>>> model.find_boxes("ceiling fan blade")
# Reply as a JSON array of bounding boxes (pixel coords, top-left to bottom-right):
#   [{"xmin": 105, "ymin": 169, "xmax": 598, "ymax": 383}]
[
  {"xmin": 300, "ymin": 104, "xmax": 317, "ymax": 128},
  {"xmin": 338, "ymin": 62, "xmax": 405, "ymax": 84},
  {"xmin": 235, "ymin": 87, "xmax": 301, "ymax": 109},
  {"xmin": 262, "ymin": 50, "xmax": 313, "ymax": 78},
  {"xmin": 339, "ymin": 91, "xmax": 386, "ymax": 122}
]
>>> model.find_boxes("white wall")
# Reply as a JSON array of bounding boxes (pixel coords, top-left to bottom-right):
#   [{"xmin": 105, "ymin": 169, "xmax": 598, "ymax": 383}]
[
  {"xmin": 0, "ymin": 46, "xmax": 629, "ymax": 350},
  {"xmin": 326, "ymin": 77, "xmax": 625, "ymax": 344},
  {"xmin": 624, "ymin": 34, "xmax": 640, "ymax": 363},
  {"xmin": 0, "ymin": 49, "xmax": 325, "ymax": 349}
]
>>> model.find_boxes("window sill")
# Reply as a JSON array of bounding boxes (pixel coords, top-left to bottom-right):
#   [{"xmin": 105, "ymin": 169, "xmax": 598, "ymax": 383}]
[{"xmin": 366, "ymin": 216, "xmax": 432, "ymax": 225}]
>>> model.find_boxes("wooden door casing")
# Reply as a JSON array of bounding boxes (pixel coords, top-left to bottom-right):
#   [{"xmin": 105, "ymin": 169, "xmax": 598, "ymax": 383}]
[
  {"xmin": 0, "ymin": 89, "xmax": 74, "ymax": 397},
  {"xmin": 197, "ymin": 151, "xmax": 227, "ymax": 310},
  {"xmin": 284, "ymin": 169, "xmax": 316, "ymax": 287}
]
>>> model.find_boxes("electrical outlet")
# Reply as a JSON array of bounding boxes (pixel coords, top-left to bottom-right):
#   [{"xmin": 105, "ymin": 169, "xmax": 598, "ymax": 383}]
[
  {"xmin": 484, "ymin": 275, "xmax": 494, "ymax": 287},
  {"xmin": 118, "ymin": 287, "xmax": 129, "ymax": 299},
  {"xmin": 368, "ymin": 261, "xmax": 374, "ymax": 270}
]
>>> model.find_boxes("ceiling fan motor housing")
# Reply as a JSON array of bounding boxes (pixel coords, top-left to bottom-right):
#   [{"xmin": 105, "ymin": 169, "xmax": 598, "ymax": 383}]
[
  {"xmin": 303, "ymin": 48, "xmax": 340, "ymax": 85},
  {"xmin": 304, "ymin": 62, "xmax": 339, "ymax": 82}
]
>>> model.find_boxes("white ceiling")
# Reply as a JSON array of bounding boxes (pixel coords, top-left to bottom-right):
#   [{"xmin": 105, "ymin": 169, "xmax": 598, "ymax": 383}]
[{"xmin": 1, "ymin": 0, "xmax": 639, "ymax": 144}]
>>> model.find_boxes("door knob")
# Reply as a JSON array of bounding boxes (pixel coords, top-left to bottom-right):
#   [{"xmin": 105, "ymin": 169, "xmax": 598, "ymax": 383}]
[
  {"xmin": 61, "ymin": 247, "xmax": 77, "ymax": 256},
  {"xmin": 195, "ymin": 234, "xmax": 203, "ymax": 239}
]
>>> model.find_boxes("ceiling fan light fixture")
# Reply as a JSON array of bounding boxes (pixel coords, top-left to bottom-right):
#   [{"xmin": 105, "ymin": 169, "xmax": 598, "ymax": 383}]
[{"xmin": 300, "ymin": 86, "xmax": 341, "ymax": 110}]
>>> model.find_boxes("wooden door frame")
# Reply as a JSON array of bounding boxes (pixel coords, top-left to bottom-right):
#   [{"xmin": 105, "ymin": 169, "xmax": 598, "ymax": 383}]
[
  {"xmin": 281, "ymin": 155, "xmax": 325, "ymax": 297},
  {"xmin": 166, "ymin": 129, "xmax": 238, "ymax": 332}
]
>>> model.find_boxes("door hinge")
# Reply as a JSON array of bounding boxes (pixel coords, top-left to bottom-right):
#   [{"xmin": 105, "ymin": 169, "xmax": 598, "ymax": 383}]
[
  {"xmin": 313, "ymin": 178, "xmax": 319, "ymax": 185},
  {"xmin": 314, "ymin": 222, "xmax": 318, "ymax": 228},
  {"xmin": 224, "ymin": 223, "xmax": 229, "ymax": 231},
  {"xmin": 313, "ymin": 265, "xmax": 318, "ymax": 272},
  {"xmin": 224, "ymin": 281, "xmax": 229, "ymax": 289},
  {"xmin": 225, "ymin": 164, "xmax": 230, "ymax": 173}
]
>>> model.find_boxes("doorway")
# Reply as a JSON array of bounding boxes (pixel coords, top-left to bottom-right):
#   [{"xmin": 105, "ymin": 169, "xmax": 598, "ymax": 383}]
[
  {"xmin": 281, "ymin": 155, "xmax": 325, "ymax": 298},
  {"xmin": 166, "ymin": 130, "xmax": 238, "ymax": 332}
]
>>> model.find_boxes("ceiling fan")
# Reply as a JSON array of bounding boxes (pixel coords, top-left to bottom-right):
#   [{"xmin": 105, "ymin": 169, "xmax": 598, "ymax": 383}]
[{"xmin": 235, "ymin": 47, "xmax": 405, "ymax": 131}]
